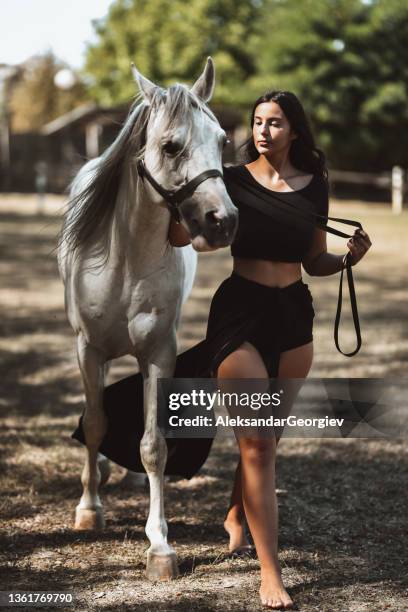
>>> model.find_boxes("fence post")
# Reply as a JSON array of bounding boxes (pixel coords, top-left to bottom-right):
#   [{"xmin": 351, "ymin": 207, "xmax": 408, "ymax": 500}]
[
  {"xmin": 392, "ymin": 166, "xmax": 404, "ymax": 214},
  {"xmin": 86, "ymin": 122, "xmax": 101, "ymax": 159},
  {"xmin": 35, "ymin": 161, "xmax": 48, "ymax": 215}
]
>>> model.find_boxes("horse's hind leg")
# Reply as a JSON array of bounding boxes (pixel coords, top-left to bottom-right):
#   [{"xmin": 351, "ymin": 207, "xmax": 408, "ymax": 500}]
[
  {"xmin": 120, "ymin": 470, "xmax": 148, "ymax": 489},
  {"xmin": 74, "ymin": 334, "xmax": 107, "ymax": 530},
  {"xmin": 97, "ymin": 454, "xmax": 111, "ymax": 487},
  {"xmin": 96, "ymin": 362, "xmax": 112, "ymax": 487}
]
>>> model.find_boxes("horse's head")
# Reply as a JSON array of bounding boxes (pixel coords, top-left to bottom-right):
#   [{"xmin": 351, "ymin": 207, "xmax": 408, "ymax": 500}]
[{"xmin": 132, "ymin": 57, "xmax": 238, "ymax": 249}]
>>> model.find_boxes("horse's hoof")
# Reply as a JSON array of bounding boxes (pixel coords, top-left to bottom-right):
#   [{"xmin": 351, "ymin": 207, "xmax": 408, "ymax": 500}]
[
  {"xmin": 97, "ymin": 455, "xmax": 111, "ymax": 487},
  {"xmin": 146, "ymin": 551, "xmax": 179, "ymax": 580},
  {"xmin": 120, "ymin": 470, "xmax": 148, "ymax": 489},
  {"xmin": 74, "ymin": 507, "xmax": 105, "ymax": 530}
]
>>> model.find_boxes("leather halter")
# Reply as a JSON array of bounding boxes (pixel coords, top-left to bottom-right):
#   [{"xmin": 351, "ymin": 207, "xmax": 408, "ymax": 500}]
[{"xmin": 136, "ymin": 159, "xmax": 223, "ymax": 222}]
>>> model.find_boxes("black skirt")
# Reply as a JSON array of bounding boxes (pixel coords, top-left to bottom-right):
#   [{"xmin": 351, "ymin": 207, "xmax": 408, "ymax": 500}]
[{"xmin": 72, "ymin": 272, "xmax": 315, "ymax": 478}]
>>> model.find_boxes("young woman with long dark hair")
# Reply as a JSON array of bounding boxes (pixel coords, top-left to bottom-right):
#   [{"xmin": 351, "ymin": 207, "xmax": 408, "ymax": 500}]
[{"xmin": 168, "ymin": 90, "xmax": 371, "ymax": 609}]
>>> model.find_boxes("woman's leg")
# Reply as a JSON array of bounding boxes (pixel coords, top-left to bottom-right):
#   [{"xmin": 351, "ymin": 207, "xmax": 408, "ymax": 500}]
[
  {"xmin": 218, "ymin": 340, "xmax": 313, "ymax": 609},
  {"xmin": 223, "ymin": 457, "xmax": 251, "ymax": 552},
  {"xmin": 256, "ymin": 341, "xmax": 313, "ymax": 608},
  {"xmin": 224, "ymin": 341, "xmax": 314, "ymax": 548},
  {"xmin": 219, "ymin": 342, "xmax": 269, "ymax": 553}
]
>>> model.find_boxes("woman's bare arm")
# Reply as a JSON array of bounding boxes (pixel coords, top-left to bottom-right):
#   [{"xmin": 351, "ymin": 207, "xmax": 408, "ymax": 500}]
[{"xmin": 302, "ymin": 227, "xmax": 345, "ymax": 276}]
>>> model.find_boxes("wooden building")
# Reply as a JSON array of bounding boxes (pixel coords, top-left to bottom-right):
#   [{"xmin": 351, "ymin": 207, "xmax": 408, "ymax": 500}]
[{"xmin": 3, "ymin": 102, "xmax": 245, "ymax": 193}]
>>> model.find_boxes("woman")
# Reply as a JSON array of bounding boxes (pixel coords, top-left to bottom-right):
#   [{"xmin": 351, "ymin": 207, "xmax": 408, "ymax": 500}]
[{"xmin": 168, "ymin": 90, "xmax": 371, "ymax": 609}]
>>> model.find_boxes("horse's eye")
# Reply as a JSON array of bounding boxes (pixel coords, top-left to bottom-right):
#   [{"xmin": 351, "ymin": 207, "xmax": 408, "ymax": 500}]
[
  {"xmin": 223, "ymin": 137, "xmax": 231, "ymax": 149},
  {"xmin": 162, "ymin": 140, "xmax": 182, "ymax": 156}
]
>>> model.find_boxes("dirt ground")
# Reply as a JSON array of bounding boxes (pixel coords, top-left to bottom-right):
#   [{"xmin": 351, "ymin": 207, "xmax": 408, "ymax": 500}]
[{"xmin": 0, "ymin": 194, "xmax": 407, "ymax": 611}]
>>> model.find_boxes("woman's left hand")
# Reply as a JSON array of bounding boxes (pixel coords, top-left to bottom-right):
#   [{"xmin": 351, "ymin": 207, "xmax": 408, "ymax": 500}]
[{"xmin": 347, "ymin": 228, "xmax": 372, "ymax": 266}]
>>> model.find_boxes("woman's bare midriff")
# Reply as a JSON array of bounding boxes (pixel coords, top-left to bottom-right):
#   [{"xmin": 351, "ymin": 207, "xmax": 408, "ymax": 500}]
[{"xmin": 233, "ymin": 257, "xmax": 302, "ymax": 288}]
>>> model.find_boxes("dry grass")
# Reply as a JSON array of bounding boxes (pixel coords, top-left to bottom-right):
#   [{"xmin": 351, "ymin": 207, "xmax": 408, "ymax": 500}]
[{"xmin": 0, "ymin": 195, "xmax": 407, "ymax": 611}]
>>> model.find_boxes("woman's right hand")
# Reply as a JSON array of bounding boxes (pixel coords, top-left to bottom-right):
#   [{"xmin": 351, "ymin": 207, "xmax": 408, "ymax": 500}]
[
  {"xmin": 346, "ymin": 228, "xmax": 372, "ymax": 266},
  {"xmin": 168, "ymin": 218, "xmax": 192, "ymax": 247},
  {"xmin": 168, "ymin": 218, "xmax": 220, "ymax": 251}
]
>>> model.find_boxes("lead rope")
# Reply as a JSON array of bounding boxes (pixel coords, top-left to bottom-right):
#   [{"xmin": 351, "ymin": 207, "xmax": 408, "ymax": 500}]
[{"xmin": 334, "ymin": 252, "xmax": 362, "ymax": 356}]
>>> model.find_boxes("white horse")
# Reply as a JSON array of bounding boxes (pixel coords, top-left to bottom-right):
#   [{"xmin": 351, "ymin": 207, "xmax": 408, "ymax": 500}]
[{"xmin": 58, "ymin": 57, "xmax": 238, "ymax": 579}]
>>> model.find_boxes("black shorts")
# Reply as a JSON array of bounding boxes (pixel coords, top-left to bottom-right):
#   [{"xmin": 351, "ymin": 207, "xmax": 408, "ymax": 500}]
[{"xmin": 192, "ymin": 271, "xmax": 315, "ymax": 378}]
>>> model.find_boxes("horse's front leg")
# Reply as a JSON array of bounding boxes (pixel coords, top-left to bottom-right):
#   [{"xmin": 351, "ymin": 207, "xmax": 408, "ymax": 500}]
[
  {"xmin": 140, "ymin": 332, "xmax": 179, "ymax": 580},
  {"xmin": 74, "ymin": 333, "xmax": 107, "ymax": 530}
]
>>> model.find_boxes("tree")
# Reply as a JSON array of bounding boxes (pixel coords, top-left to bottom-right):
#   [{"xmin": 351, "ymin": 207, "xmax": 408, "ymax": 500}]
[
  {"xmin": 83, "ymin": 0, "xmax": 408, "ymax": 170},
  {"xmin": 83, "ymin": 0, "xmax": 262, "ymax": 106},
  {"xmin": 254, "ymin": 0, "xmax": 408, "ymax": 170},
  {"xmin": 9, "ymin": 51, "xmax": 89, "ymax": 133}
]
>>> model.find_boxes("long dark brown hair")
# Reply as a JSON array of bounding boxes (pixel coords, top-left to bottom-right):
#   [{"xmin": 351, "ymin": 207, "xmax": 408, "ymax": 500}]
[{"xmin": 239, "ymin": 90, "xmax": 328, "ymax": 182}]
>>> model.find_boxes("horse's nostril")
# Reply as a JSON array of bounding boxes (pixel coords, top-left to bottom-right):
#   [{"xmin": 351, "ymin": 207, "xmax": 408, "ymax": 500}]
[{"xmin": 205, "ymin": 210, "xmax": 223, "ymax": 227}]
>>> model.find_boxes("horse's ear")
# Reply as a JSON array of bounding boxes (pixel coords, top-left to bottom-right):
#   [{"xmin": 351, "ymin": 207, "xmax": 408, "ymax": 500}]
[
  {"xmin": 131, "ymin": 62, "xmax": 159, "ymax": 103},
  {"xmin": 190, "ymin": 57, "xmax": 215, "ymax": 103}
]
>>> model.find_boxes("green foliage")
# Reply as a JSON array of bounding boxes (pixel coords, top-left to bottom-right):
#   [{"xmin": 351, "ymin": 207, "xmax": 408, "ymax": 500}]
[
  {"xmin": 255, "ymin": 0, "xmax": 408, "ymax": 170},
  {"xmin": 83, "ymin": 0, "xmax": 261, "ymax": 106},
  {"xmin": 83, "ymin": 0, "xmax": 408, "ymax": 170}
]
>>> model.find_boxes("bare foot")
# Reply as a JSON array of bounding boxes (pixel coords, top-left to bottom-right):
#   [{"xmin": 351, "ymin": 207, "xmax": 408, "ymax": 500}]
[
  {"xmin": 223, "ymin": 517, "xmax": 250, "ymax": 552},
  {"xmin": 260, "ymin": 568, "xmax": 294, "ymax": 609}
]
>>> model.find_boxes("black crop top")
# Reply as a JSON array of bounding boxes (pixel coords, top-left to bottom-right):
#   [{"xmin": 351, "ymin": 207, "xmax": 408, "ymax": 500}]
[{"xmin": 223, "ymin": 164, "xmax": 329, "ymax": 263}]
